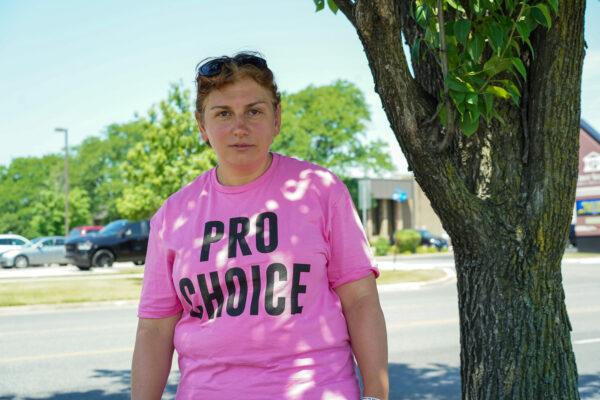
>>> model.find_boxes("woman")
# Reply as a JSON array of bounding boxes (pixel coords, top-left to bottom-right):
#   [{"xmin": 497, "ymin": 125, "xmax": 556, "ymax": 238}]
[{"xmin": 131, "ymin": 52, "xmax": 389, "ymax": 400}]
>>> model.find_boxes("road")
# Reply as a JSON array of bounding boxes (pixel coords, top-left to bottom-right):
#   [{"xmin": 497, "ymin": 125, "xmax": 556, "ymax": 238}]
[{"xmin": 0, "ymin": 255, "xmax": 598, "ymax": 399}]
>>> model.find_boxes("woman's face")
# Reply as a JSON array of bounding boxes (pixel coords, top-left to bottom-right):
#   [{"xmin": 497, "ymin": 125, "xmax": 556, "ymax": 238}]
[{"xmin": 197, "ymin": 77, "xmax": 281, "ymax": 172}]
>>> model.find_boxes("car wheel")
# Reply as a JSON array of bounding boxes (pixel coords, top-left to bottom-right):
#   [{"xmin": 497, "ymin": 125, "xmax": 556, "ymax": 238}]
[
  {"xmin": 133, "ymin": 260, "xmax": 144, "ymax": 266},
  {"xmin": 92, "ymin": 249, "xmax": 115, "ymax": 268},
  {"xmin": 76, "ymin": 265, "xmax": 91, "ymax": 271},
  {"xmin": 14, "ymin": 255, "xmax": 29, "ymax": 269}
]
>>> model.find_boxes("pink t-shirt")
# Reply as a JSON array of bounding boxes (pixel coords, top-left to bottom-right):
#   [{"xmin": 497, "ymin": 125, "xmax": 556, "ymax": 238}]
[{"xmin": 138, "ymin": 153, "xmax": 379, "ymax": 400}]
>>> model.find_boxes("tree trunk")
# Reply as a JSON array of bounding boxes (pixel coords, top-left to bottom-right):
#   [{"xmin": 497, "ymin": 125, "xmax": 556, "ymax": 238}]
[
  {"xmin": 334, "ymin": 0, "xmax": 586, "ymax": 398},
  {"xmin": 456, "ymin": 245, "xmax": 578, "ymax": 399}
]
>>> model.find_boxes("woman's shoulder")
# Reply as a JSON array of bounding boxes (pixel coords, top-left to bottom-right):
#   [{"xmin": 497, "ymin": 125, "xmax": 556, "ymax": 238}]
[{"xmin": 274, "ymin": 153, "xmax": 347, "ymax": 199}]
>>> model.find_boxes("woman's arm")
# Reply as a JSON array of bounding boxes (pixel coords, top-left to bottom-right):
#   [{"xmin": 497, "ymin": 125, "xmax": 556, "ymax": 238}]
[
  {"xmin": 335, "ymin": 275, "xmax": 389, "ymax": 400},
  {"xmin": 131, "ymin": 314, "xmax": 181, "ymax": 400}
]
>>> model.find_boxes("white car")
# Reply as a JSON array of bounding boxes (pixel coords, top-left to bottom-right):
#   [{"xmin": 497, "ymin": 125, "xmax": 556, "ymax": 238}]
[
  {"xmin": 0, "ymin": 234, "xmax": 31, "ymax": 254},
  {"xmin": 1, "ymin": 236, "xmax": 68, "ymax": 268}
]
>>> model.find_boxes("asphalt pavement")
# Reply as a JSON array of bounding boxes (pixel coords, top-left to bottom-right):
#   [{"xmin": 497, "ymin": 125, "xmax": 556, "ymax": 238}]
[{"xmin": 0, "ymin": 254, "xmax": 598, "ymax": 399}]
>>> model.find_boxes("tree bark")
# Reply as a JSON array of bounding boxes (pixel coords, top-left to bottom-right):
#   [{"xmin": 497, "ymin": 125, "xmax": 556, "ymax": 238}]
[{"xmin": 335, "ymin": 0, "xmax": 587, "ymax": 398}]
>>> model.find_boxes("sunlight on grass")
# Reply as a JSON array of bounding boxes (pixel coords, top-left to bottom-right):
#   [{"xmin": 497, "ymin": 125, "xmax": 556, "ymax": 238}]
[
  {"xmin": 0, "ymin": 268, "xmax": 447, "ymax": 307},
  {"xmin": 0, "ymin": 278, "xmax": 142, "ymax": 307},
  {"xmin": 378, "ymin": 269, "xmax": 445, "ymax": 285}
]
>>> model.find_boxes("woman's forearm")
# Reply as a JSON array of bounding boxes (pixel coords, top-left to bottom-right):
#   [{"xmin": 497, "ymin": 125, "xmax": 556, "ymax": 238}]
[
  {"xmin": 131, "ymin": 316, "xmax": 179, "ymax": 400},
  {"xmin": 344, "ymin": 294, "xmax": 389, "ymax": 399}
]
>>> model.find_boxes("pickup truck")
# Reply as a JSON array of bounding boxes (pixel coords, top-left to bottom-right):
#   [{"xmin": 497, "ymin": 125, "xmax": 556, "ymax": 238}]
[{"xmin": 65, "ymin": 219, "xmax": 149, "ymax": 270}]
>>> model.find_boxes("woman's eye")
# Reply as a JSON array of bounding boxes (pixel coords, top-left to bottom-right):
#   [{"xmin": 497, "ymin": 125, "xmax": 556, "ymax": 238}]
[
  {"xmin": 248, "ymin": 109, "xmax": 262, "ymax": 117},
  {"xmin": 217, "ymin": 111, "xmax": 230, "ymax": 118}
]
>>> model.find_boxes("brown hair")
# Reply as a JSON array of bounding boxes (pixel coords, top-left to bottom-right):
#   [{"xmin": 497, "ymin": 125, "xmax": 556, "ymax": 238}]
[{"xmin": 195, "ymin": 52, "xmax": 281, "ymax": 121}]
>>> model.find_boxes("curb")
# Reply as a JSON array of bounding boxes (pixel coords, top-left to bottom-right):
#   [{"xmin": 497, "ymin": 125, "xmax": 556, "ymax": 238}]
[{"xmin": 0, "ymin": 299, "xmax": 139, "ymax": 315}]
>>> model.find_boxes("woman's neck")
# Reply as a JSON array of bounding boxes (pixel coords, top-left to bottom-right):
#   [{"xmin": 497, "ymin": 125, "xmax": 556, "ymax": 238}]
[{"xmin": 216, "ymin": 153, "xmax": 273, "ymax": 186}]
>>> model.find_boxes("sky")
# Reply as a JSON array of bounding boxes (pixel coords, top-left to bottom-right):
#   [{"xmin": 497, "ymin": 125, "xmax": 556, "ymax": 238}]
[{"xmin": 1, "ymin": 0, "xmax": 599, "ymax": 174}]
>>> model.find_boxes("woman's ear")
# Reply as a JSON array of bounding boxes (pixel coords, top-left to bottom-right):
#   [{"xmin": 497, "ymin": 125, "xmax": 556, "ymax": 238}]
[{"xmin": 195, "ymin": 110, "xmax": 210, "ymax": 146}]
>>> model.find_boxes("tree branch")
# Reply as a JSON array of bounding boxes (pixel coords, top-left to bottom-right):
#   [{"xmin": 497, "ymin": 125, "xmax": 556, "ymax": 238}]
[
  {"xmin": 435, "ymin": 0, "xmax": 455, "ymax": 153},
  {"xmin": 333, "ymin": 0, "xmax": 357, "ymax": 26}
]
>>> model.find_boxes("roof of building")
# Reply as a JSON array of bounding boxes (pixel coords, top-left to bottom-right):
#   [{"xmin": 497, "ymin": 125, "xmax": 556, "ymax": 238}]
[{"xmin": 582, "ymin": 119, "xmax": 600, "ymax": 144}]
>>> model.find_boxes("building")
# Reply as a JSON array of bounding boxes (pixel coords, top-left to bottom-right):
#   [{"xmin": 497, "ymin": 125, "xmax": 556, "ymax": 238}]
[
  {"xmin": 575, "ymin": 120, "xmax": 600, "ymax": 251},
  {"xmin": 356, "ymin": 176, "xmax": 446, "ymax": 243}
]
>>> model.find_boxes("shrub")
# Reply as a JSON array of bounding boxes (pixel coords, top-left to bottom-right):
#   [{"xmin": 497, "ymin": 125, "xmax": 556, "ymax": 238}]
[
  {"xmin": 394, "ymin": 229, "xmax": 421, "ymax": 254},
  {"xmin": 416, "ymin": 245, "xmax": 430, "ymax": 254},
  {"xmin": 371, "ymin": 235, "xmax": 391, "ymax": 256}
]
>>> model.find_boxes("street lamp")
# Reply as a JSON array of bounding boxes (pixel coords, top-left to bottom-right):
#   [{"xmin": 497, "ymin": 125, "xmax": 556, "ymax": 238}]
[{"xmin": 55, "ymin": 127, "xmax": 69, "ymax": 236}]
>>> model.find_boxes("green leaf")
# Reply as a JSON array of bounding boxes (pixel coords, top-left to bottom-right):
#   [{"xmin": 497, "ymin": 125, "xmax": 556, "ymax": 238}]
[
  {"xmin": 532, "ymin": 4, "xmax": 552, "ymax": 28},
  {"xmin": 467, "ymin": 33, "xmax": 484, "ymax": 62},
  {"xmin": 450, "ymin": 90, "xmax": 467, "ymax": 108},
  {"xmin": 483, "ymin": 93, "xmax": 494, "ymax": 117},
  {"xmin": 415, "ymin": 4, "xmax": 427, "ymax": 27},
  {"xmin": 485, "ymin": 85, "xmax": 511, "ymax": 99},
  {"xmin": 500, "ymin": 79, "xmax": 522, "ymax": 106},
  {"xmin": 487, "ymin": 22, "xmax": 505, "ymax": 54},
  {"xmin": 454, "ymin": 19, "xmax": 471, "ymax": 46},
  {"xmin": 460, "ymin": 110, "xmax": 480, "ymax": 136},
  {"xmin": 505, "ymin": 0, "xmax": 517, "ymax": 14},
  {"xmin": 547, "ymin": 0, "xmax": 559, "ymax": 13},
  {"xmin": 483, "ymin": 56, "xmax": 513, "ymax": 78},
  {"xmin": 314, "ymin": 0, "xmax": 325, "ymax": 12},
  {"xmin": 511, "ymin": 57, "xmax": 527, "ymax": 80},
  {"xmin": 447, "ymin": 75, "xmax": 472, "ymax": 93},
  {"xmin": 466, "ymin": 93, "xmax": 478, "ymax": 105},
  {"xmin": 516, "ymin": 20, "xmax": 531, "ymax": 41},
  {"xmin": 446, "ymin": 0, "xmax": 465, "ymax": 12},
  {"xmin": 411, "ymin": 38, "xmax": 421, "ymax": 61},
  {"xmin": 326, "ymin": 0, "xmax": 338, "ymax": 13}
]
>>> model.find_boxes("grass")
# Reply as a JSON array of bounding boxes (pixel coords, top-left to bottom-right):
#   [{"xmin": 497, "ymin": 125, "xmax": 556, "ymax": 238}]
[
  {"xmin": 562, "ymin": 250, "xmax": 600, "ymax": 258},
  {"xmin": 377, "ymin": 269, "xmax": 445, "ymax": 285},
  {"xmin": 0, "ymin": 268, "xmax": 446, "ymax": 308},
  {"xmin": 0, "ymin": 277, "xmax": 143, "ymax": 307}
]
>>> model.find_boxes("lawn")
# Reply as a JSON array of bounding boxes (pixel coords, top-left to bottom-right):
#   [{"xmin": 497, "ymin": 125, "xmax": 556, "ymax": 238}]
[{"xmin": 0, "ymin": 269, "xmax": 446, "ymax": 307}]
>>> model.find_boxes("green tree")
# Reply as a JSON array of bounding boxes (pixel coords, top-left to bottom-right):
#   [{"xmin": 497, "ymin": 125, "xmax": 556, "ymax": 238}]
[
  {"xmin": 318, "ymin": 0, "xmax": 584, "ymax": 398},
  {"xmin": 27, "ymin": 188, "xmax": 92, "ymax": 237},
  {"xmin": 116, "ymin": 84, "xmax": 216, "ymax": 220},
  {"xmin": 0, "ymin": 155, "xmax": 63, "ymax": 236},
  {"xmin": 70, "ymin": 120, "xmax": 145, "ymax": 223},
  {"xmin": 272, "ymin": 80, "xmax": 394, "ymax": 176}
]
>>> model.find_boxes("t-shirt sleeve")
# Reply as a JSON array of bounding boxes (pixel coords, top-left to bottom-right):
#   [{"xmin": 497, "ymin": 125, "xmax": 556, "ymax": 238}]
[
  {"xmin": 137, "ymin": 206, "xmax": 183, "ymax": 318},
  {"xmin": 326, "ymin": 181, "xmax": 380, "ymax": 289}
]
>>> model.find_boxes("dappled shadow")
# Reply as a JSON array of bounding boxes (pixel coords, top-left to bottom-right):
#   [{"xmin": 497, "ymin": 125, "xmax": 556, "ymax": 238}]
[
  {"xmin": 1, "ymin": 365, "xmax": 597, "ymax": 399},
  {"xmin": 580, "ymin": 372, "xmax": 600, "ymax": 399},
  {"xmin": 4, "ymin": 369, "xmax": 179, "ymax": 400},
  {"xmin": 386, "ymin": 364, "xmax": 600, "ymax": 400},
  {"xmin": 387, "ymin": 363, "xmax": 460, "ymax": 400}
]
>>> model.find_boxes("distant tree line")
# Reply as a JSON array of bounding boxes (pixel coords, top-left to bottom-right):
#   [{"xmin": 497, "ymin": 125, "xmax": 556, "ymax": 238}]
[{"xmin": 0, "ymin": 80, "xmax": 394, "ymax": 238}]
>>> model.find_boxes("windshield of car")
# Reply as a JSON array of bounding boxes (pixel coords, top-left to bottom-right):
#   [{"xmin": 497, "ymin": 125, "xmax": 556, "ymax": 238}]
[
  {"xmin": 68, "ymin": 228, "xmax": 81, "ymax": 237},
  {"xmin": 98, "ymin": 220, "xmax": 129, "ymax": 236},
  {"xmin": 27, "ymin": 237, "xmax": 44, "ymax": 247}
]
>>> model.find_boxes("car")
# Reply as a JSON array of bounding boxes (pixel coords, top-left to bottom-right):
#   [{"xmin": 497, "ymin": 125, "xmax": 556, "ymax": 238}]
[
  {"xmin": 418, "ymin": 229, "xmax": 448, "ymax": 250},
  {"xmin": 68, "ymin": 225, "xmax": 104, "ymax": 237},
  {"xmin": 0, "ymin": 236, "xmax": 69, "ymax": 268},
  {"xmin": 569, "ymin": 224, "xmax": 577, "ymax": 247},
  {"xmin": 0, "ymin": 234, "xmax": 31, "ymax": 255},
  {"xmin": 65, "ymin": 219, "xmax": 149, "ymax": 270}
]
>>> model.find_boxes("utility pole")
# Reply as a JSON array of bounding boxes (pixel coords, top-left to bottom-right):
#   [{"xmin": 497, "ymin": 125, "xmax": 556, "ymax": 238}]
[{"xmin": 55, "ymin": 127, "xmax": 69, "ymax": 236}]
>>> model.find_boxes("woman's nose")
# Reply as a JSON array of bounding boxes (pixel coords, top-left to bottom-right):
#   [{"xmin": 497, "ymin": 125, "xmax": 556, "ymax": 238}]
[{"xmin": 232, "ymin": 115, "xmax": 249, "ymax": 136}]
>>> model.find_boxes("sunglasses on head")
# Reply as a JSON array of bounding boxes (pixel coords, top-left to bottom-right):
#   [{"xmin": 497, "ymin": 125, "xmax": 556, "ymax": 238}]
[{"xmin": 197, "ymin": 54, "xmax": 268, "ymax": 77}]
